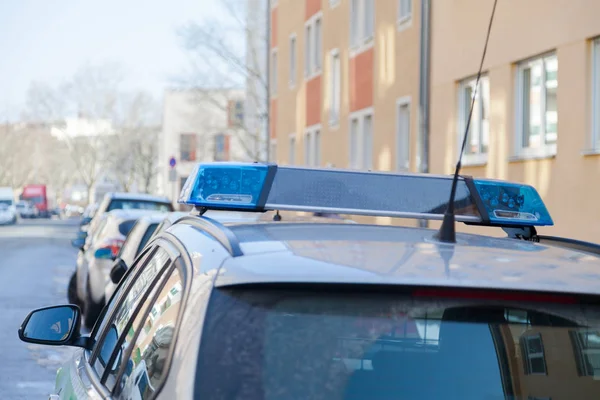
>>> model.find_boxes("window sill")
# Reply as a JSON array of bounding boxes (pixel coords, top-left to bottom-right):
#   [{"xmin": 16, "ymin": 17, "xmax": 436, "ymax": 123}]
[
  {"xmin": 461, "ymin": 154, "xmax": 487, "ymax": 167},
  {"xmin": 329, "ymin": 0, "xmax": 340, "ymax": 8},
  {"xmin": 508, "ymin": 152, "xmax": 556, "ymax": 162},
  {"xmin": 350, "ymin": 38, "xmax": 374, "ymax": 58},
  {"xmin": 304, "ymin": 70, "xmax": 322, "ymax": 82},
  {"xmin": 397, "ymin": 16, "xmax": 412, "ymax": 32},
  {"xmin": 329, "ymin": 119, "xmax": 340, "ymax": 130},
  {"xmin": 581, "ymin": 148, "xmax": 600, "ymax": 156}
]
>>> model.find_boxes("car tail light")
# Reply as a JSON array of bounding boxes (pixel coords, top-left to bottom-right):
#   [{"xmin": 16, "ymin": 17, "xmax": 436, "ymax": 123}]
[
  {"xmin": 412, "ymin": 288, "xmax": 578, "ymax": 304},
  {"xmin": 99, "ymin": 239, "xmax": 125, "ymax": 258}
]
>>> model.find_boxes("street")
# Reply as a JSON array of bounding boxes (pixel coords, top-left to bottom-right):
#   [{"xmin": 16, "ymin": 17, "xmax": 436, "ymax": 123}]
[{"xmin": 0, "ymin": 218, "xmax": 79, "ymax": 399}]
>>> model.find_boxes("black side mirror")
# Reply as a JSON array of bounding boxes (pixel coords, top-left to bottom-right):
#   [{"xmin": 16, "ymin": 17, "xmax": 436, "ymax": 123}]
[
  {"xmin": 18, "ymin": 305, "xmax": 91, "ymax": 349},
  {"xmin": 110, "ymin": 258, "xmax": 128, "ymax": 283}
]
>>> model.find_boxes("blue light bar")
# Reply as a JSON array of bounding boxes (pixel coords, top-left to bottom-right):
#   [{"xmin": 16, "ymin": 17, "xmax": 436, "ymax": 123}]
[
  {"xmin": 178, "ymin": 163, "xmax": 273, "ymax": 210},
  {"xmin": 178, "ymin": 162, "xmax": 553, "ymax": 228},
  {"xmin": 472, "ymin": 179, "xmax": 553, "ymax": 226}
]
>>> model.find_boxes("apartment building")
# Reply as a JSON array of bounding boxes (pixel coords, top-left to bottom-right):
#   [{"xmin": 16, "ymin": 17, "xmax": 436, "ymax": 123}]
[
  {"xmin": 158, "ymin": 89, "xmax": 248, "ymax": 206},
  {"xmin": 269, "ymin": 0, "xmax": 600, "ymax": 241},
  {"xmin": 270, "ymin": 0, "xmax": 419, "ymax": 173}
]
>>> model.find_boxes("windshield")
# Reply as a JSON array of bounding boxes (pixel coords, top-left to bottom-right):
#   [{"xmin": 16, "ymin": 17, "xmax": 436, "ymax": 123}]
[
  {"xmin": 107, "ymin": 200, "xmax": 173, "ymax": 212},
  {"xmin": 197, "ymin": 288, "xmax": 600, "ymax": 399},
  {"xmin": 21, "ymin": 196, "xmax": 44, "ymax": 205},
  {"xmin": 0, "ymin": 200, "xmax": 12, "ymax": 206}
]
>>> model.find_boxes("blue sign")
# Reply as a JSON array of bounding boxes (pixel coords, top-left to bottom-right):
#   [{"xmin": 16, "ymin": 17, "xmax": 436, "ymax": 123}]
[{"xmin": 169, "ymin": 157, "xmax": 176, "ymax": 168}]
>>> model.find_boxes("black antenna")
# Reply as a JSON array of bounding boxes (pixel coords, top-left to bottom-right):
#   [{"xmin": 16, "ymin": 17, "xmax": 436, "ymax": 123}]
[{"xmin": 435, "ymin": 0, "xmax": 498, "ymax": 243}]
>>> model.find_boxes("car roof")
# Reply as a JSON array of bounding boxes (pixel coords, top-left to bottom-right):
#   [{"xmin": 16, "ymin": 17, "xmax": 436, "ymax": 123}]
[
  {"xmin": 105, "ymin": 192, "xmax": 171, "ymax": 202},
  {"xmin": 105, "ymin": 209, "xmax": 163, "ymax": 221},
  {"xmin": 137, "ymin": 213, "xmax": 172, "ymax": 225},
  {"xmin": 170, "ymin": 219, "xmax": 600, "ymax": 298}
]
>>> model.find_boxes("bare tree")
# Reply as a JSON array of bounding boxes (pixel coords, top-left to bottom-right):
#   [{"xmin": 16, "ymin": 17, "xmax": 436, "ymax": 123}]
[
  {"xmin": 24, "ymin": 64, "xmax": 123, "ymax": 203},
  {"xmin": 108, "ymin": 91, "xmax": 161, "ymax": 193},
  {"xmin": 177, "ymin": 0, "xmax": 268, "ymax": 161}
]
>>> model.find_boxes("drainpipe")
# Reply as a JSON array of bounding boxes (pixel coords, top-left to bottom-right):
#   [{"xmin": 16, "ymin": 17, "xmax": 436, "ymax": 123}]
[
  {"xmin": 418, "ymin": 0, "xmax": 431, "ymax": 228},
  {"xmin": 265, "ymin": 0, "xmax": 271, "ymax": 162}
]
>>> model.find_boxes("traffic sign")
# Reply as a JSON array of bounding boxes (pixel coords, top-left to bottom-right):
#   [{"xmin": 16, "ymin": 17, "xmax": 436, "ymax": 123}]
[{"xmin": 169, "ymin": 156, "xmax": 176, "ymax": 168}]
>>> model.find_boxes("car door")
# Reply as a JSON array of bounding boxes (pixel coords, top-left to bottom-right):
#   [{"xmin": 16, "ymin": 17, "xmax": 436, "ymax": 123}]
[{"xmin": 55, "ymin": 243, "xmax": 177, "ymax": 399}]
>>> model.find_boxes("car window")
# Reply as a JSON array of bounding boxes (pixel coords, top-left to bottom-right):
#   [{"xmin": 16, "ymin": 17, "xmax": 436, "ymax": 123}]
[
  {"xmin": 92, "ymin": 247, "xmax": 171, "ymax": 380},
  {"xmin": 119, "ymin": 219, "xmax": 138, "ymax": 236},
  {"xmin": 115, "ymin": 265, "xmax": 184, "ymax": 399},
  {"xmin": 118, "ymin": 222, "xmax": 143, "ymax": 262},
  {"xmin": 195, "ymin": 289, "xmax": 600, "ymax": 400},
  {"xmin": 136, "ymin": 223, "xmax": 159, "ymax": 256}
]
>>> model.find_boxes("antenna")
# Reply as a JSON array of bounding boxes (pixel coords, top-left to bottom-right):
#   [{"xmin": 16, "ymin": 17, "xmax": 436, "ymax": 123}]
[{"xmin": 435, "ymin": 0, "xmax": 498, "ymax": 243}]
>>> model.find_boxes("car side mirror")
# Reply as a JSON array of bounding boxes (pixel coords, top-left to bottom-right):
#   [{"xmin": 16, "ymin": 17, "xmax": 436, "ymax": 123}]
[
  {"xmin": 18, "ymin": 305, "xmax": 90, "ymax": 349},
  {"xmin": 110, "ymin": 258, "xmax": 128, "ymax": 283},
  {"xmin": 71, "ymin": 238, "xmax": 85, "ymax": 250},
  {"xmin": 94, "ymin": 248, "xmax": 113, "ymax": 260}
]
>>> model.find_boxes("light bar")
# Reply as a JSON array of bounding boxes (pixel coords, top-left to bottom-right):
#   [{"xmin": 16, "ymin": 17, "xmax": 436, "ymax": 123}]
[
  {"xmin": 178, "ymin": 162, "xmax": 553, "ymax": 227},
  {"xmin": 472, "ymin": 179, "xmax": 553, "ymax": 226}
]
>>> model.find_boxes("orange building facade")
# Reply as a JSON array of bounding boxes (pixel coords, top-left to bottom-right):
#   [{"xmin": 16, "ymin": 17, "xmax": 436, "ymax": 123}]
[{"xmin": 269, "ymin": 0, "xmax": 600, "ymax": 241}]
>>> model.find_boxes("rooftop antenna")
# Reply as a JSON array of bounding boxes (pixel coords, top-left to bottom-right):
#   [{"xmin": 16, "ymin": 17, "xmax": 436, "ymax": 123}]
[{"xmin": 435, "ymin": 0, "xmax": 498, "ymax": 243}]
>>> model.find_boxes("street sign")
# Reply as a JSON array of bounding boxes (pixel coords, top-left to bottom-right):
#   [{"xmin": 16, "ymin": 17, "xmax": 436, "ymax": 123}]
[
  {"xmin": 168, "ymin": 169, "xmax": 177, "ymax": 182},
  {"xmin": 169, "ymin": 156, "xmax": 176, "ymax": 168}
]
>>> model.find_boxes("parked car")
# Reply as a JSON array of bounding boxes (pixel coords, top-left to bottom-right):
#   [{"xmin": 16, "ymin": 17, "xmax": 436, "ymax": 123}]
[
  {"xmin": 71, "ymin": 209, "xmax": 166, "ymax": 328},
  {"xmin": 15, "ymin": 200, "xmax": 38, "ymax": 218}
]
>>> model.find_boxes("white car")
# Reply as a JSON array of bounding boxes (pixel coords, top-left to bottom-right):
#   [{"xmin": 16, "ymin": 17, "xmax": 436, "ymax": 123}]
[
  {"xmin": 0, "ymin": 203, "xmax": 17, "ymax": 225},
  {"xmin": 75, "ymin": 209, "xmax": 168, "ymax": 328},
  {"xmin": 15, "ymin": 200, "xmax": 38, "ymax": 218}
]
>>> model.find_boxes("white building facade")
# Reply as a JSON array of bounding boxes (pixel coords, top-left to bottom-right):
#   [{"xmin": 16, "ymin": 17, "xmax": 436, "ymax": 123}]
[{"xmin": 158, "ymin": 89, "xmax": 249, "ymax": 206}]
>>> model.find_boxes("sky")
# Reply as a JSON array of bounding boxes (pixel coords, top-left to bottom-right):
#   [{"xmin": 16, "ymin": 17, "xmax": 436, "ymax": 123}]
[{"xmin": 0, "ymin": 0, "xmax": 222, "ymax": 121}]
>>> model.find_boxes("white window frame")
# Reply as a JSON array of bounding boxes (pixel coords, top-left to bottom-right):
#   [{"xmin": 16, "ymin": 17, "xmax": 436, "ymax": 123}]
[
  {"xmin": 350, "ymin": 0, "xmax": 375, "ymax": 56},
  {"xmin": 289, "ymin": 133, "xmax": 296, "ymax": 165},
  {"xmin": 396, "ymin": 96, "xmax": 411, "ymax": 171},
  {"xmin": 348, "ymin": 107, "xmax": 374, "ymax": 170},
  {"xmin": 589, "ymin": 38, "xmax": 600, "ymax": 154},
  {"xmin": 329, "ymin": 48, "xmax": 341, "ymax": 128},
  {"xmin": 289, "ymin": 34, "xmax": 297, "ymax": 88},
  {"xmin": 397, "ymin": 0, "xmax": 412, "ymax": 31},
  {"xmin": 271, "ymin": 48, "xmax": 278, "ymax": 96},
  {"xmin": 457, "ymin": 74, "xmax": 490, "ymax": 166},
  {"xmin": 305, "ymin": 12, "xmax": 323, "ymax": 80},
  {"xmin": 514, "ymin": 52, "xmax": 558, "ymax": 160},
  {"xmin": 304, "ymin": 124, "xmax": 322, "ymax": 167}
]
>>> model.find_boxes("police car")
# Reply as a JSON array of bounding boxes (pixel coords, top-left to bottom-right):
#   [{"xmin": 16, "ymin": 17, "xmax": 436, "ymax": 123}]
[{"xmin": 18, "ymin": 162, "xmax": 600, "ymax": 399}]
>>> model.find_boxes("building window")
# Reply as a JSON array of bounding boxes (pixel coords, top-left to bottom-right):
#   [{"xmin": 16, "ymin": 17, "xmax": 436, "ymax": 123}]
[
  {"xmin": 516, "ymin": 53, "xmax": 558, "ymax": 158},
  {"xmin": 396, "ymin": 98, "xmax": 411, "ymax": 171},
  {"xmin": 305, "ymin": 24, "xmax": 312, "ymax": 77},
  {"xmin": 329, "ymin": 49, "xmax": 341, "ymax": 126},
  {"xmin": 179, "ymin": 133, "xmax": 197, "ymax": 162},
  {"xmin": 571, "ymin": 330, "xmax": 600, "ymax": 377},
  {"xmin": 458, "ymin": 75, "xmax": 489, "ymax": 165},
  {"xmin": 351, "ymin": 0, "xmax": 374, "ymax": 50},
  {"xmin": 520, "ymin": 334, "xmax": 547, "ymax": 375},
  {"xmin": 398, "ymin": 0, "xmax": 412, "ymax": 25},
  {"xmin": 214, "ymin": 133, "xmax": 228, "ymax": 161},
  {"xmin": 271, "ymin": 49, "xmax": 278, "ymax": 95},
  {"xmin": 289, "ymin": 135, "xmax": 296, "ymax": 165},
  {"xmin": 289, "ymin": 34, "xmax": 297, "ymax": 87},
  {"xmin": 349, "ymin": 109, "xmax": 373, "ymax": 169},
  {"xmin": 227, "ymin": 99, "xmax": 244, "ymax": 128},
  {"xmin": 591, "ymin": 38, "xmax": 600, "ymax": 150},
  {"xmin": 304, "ymin": 125, "xmax": 321, "ymax": 167},
  {"xmin": 305, "ymin": 14, "xmax": 323, "ymax": 79}
]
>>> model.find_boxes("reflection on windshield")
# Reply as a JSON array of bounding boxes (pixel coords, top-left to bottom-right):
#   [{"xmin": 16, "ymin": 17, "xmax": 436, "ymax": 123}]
[{"xmin": 197, "ymin": 289, "xmax": 600, "ymax": 400}]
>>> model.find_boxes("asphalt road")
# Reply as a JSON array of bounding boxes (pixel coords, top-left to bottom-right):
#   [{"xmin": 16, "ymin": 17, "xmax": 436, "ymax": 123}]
[{"xmin": 0, "ymin": 218, "xmax": 80, "ymax": 399}]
